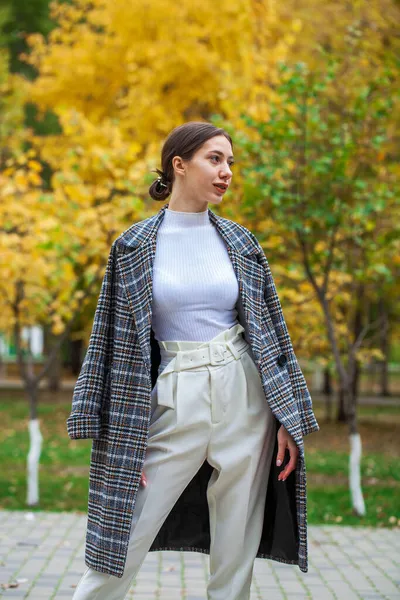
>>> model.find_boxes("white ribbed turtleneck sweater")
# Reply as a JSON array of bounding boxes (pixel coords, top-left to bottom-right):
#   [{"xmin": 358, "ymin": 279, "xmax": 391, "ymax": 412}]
[{"xmin": 151, "ymin": 207, "xmax": 240, "ymax": 342}]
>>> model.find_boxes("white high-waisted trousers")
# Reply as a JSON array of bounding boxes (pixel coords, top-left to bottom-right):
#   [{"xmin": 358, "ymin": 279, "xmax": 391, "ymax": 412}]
[{"xmin": 72, "ymin": 323, "xmax": 276, "ymax": 600}]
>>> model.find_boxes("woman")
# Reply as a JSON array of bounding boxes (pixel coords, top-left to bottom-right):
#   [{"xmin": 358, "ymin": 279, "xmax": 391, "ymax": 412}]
[{"xmin": 68, "ymin": 121, "xmax": 319, "ymax": 600}]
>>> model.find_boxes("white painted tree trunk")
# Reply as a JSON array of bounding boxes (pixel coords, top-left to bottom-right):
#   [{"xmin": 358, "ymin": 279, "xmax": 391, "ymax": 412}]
[
  {"xmin": 26, "ymin": 419, "xmax": 43, "ymax": 506},
  {"xmin": 349, "ymin": 432, "xmax": 366, "ymax": 516}
]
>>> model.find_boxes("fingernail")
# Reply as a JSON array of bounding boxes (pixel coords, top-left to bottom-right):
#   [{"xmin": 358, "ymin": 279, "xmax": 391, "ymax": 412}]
[{"xmin": 276, "ymin": 459, "xmax": 282, "ymax": 466}]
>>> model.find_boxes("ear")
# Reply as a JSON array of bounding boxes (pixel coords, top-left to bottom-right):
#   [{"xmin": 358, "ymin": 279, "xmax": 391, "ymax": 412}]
[{"xmin": 172, "ymin": 155, "xmax": 186, "ymax": 177}]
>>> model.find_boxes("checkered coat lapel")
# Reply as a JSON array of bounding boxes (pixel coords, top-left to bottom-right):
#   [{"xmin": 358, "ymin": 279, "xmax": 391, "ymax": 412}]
[{"xmin": 67, "ymin": 202, "xmax": 319, "ymax": 580}]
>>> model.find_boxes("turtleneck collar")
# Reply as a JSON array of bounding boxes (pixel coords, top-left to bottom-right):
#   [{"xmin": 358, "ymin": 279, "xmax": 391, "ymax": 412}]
[{"xmin": 163, "ymin": 206, "xmax": 210, "ymax": 228}]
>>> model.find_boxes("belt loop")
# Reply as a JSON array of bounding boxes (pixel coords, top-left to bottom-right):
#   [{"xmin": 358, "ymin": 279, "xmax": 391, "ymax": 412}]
[
  {"xmin": 175, "ymin": 351, "xmax": 182, "ymax": 372},
  {"xmin": 226, "ymin": 339, "xmax": 241, "ymax": 360}
]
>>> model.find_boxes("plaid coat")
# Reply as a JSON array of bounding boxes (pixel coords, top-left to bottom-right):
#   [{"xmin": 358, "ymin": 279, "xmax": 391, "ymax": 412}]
[{"xmin": 67, "ymin": 201, "xmax": 319, "ymax": 578}]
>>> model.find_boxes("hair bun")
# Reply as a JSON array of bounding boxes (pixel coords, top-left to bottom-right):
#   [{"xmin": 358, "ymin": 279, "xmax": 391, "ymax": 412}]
[
  {"xmin": 149, "ymin": 168, "xmax": 171, "ymax": 201},
  {"xmin": 156, "ymin": 169, "xmax": 169, "ymax": 182}
]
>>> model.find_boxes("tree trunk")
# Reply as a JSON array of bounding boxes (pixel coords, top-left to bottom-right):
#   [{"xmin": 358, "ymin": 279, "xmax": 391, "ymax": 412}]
[
  {"xmin": 352, "ymin": 300, "xmax": 362, "ymax": 403},
  {"xmin": 46, "ymin": 327, "xmax": 62, "ymax": 392},
  {"xmin": 26, "ymin": 383, "xmax": 42, "ymax": 507},
  {"xmin": 70, "ymin": 338, "xmax": 83, "ymax": 376},
  {"xmin": 323, "ymin": 367, "xmax": 333, "ymax": 422},
  {"xmin": 378, "ymin": 297, "xmax": 390, "ymax": 397},
  {"xmin": 346, "ymin": 391, "xmax": 366, "ymax": 516},
  {"xmin": 0, "ymin": 353, "xmax": 5, "ymax": 379},
  {"xmin": 337, "ymin": 387, "xmax": 347, "ymax": 422},
  {"xmin": 323, "ymin": 367, "xmax": 332, "ymax": 395},
  {"xmin": 352, "ymin": 359, "xmax": 360, "ymax": 406},
  {"xmin": 347, "ymin": 300, "xmax": 366, "ymax": 517}
]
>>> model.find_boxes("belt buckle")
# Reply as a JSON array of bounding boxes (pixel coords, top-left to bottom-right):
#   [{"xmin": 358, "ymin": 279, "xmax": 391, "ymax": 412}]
[{"xmin": 210, "ymin": 343, "xmax": 226, "ymax": 366}]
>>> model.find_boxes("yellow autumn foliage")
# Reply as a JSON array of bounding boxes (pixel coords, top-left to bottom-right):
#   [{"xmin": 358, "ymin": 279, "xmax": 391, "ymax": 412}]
[{"xmin": 1, "ymin": 0, "xmax": 398, "ymax": 366}]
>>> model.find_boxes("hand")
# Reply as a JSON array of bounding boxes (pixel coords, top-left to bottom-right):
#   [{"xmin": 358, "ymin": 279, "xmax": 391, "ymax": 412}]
[
  {"xmin": 276, "ymin": 425, "xmax": 299, "ymax": 481},
  {"xmin": 140, "ymin": 470, "xmax": 147, "ymax": 487}
]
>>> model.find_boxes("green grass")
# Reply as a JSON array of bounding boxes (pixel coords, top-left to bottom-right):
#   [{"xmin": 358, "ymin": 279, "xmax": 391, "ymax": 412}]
[
  {"xmin": 308, "ymin": 486, "xmax": 399, "ymax": 527},
  {"xmin": 315, "ymin": 403, "xmax": 400, "ymax": 417},
  {"xmin": 1, "ymin": 397, "xmax": 399, "ymax": 528},
  {"xmin": 306, "ymin": 449, "xmax": 400, "ymax": 481},
  {"xmin": 3, "ymin": 471, "xmax": 89, "ymax": 512},
  {"xmin": 1, "ymin": 399, "xmax": 91, "ymax": 512}
]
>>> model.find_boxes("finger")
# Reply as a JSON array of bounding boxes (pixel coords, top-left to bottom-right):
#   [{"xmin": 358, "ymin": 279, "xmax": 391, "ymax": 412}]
[
  {"xmin": 278, "ymin": 451, "xmax": 298, "ymax": 481},
  {"xmin": 276, "ymin": 441, "xmax": 287, "ymax": 467}
]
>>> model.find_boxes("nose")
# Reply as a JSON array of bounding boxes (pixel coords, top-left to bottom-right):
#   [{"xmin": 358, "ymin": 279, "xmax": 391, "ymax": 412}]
[{"xmin": 220, "ymin": 163, "xmax": 232, "ymax": 179}]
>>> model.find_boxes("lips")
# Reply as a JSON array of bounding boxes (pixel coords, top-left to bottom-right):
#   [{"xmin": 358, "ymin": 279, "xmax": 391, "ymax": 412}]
[{"xmin": 213, "ymin": 183, "xmax": 228, "ymax": 192}]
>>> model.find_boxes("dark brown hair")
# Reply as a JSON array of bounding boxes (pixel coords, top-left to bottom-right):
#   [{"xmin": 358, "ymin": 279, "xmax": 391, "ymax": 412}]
[{"xmin": 149, "ymin": 121, "xmax": 233, "ymax": 201}]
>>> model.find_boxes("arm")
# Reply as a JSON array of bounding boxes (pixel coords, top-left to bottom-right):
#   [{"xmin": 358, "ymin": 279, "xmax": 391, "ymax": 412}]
[
  {"xmin": 66, "ymin": 240, "xmax": 117, "ymax": 440},
  {"xmin": 251, "ymin": 233, "xmax": 319, "ymax": 437}
]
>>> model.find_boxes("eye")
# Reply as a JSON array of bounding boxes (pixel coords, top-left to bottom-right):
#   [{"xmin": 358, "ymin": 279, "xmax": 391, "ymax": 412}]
[{"xmin": 210, "ymin": 155, "xmax": 235, "ymax": 167}]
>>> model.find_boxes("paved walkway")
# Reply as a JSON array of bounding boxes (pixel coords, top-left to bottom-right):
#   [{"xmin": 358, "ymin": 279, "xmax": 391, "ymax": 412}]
[{"xmin": 0, "ymin": 511, "xmax": 399, "ymax": 599}]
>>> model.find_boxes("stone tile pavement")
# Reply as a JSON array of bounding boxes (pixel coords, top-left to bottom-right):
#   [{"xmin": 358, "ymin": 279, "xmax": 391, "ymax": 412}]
[{"xmin": 0, "ymin": 511, "xmax": 399, "ymax": 599}]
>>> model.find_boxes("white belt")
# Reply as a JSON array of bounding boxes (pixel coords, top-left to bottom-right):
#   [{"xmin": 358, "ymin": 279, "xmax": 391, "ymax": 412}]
[{"xmin": 156, "ymin": 323, "xmax": 249, "ymax": 422}]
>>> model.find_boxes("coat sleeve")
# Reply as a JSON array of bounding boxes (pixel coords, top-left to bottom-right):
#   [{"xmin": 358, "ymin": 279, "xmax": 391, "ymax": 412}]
[
  {"xmin": 251, "ymin": 233, "xmax": 320, "ymax": 437},
  {"xmin": 66, "ymin": 240, "xmax": 117, "ymax": 440}
]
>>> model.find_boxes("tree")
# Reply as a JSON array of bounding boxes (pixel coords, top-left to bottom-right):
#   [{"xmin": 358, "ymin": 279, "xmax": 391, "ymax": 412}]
[
  {"xmin": 223, "ymin": 56, "xmax": 399, "ymax": 516},
  {"xmin": 0, "ymin": 143, "xmax": 144, "ymax": 505}
]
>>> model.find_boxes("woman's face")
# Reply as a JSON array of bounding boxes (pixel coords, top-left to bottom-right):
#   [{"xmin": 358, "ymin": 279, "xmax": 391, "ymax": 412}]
[{"xmin": 174, "ymin": 135, "xmax": 234, "ymax": 206}]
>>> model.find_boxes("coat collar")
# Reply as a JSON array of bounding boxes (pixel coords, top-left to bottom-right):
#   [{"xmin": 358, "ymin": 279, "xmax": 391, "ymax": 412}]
[
  {"xmin": 116, "ymin": 202, "xmax": 265, "ymax": 374},
  {"xmin": 116, "ymin": 202, "xmax": 259, "ymax": 257}
]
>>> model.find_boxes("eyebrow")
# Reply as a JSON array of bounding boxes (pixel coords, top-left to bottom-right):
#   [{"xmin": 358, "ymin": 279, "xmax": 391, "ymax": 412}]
[{"xmin": 208, "ymin": 150, "xmax": 235, "ymax": 161}]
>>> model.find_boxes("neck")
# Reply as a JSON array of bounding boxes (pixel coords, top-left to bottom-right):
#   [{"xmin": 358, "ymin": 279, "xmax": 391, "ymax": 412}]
[
  {"xmin": 166, "ymin": 199, "xmax": 209, "ymax": 213},
  {"xmin": 162, "ymin": 205, "xmax": 210, "ymax": 228}
]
